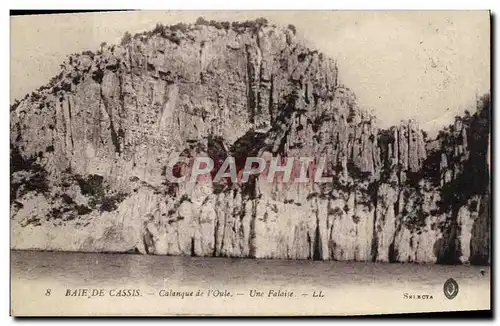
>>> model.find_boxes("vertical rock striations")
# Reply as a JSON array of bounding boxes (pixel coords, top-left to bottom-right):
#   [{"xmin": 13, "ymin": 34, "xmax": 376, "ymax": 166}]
[{"xmin": 10, "ymin": 20, "xmax": 491, "ymax": 264}]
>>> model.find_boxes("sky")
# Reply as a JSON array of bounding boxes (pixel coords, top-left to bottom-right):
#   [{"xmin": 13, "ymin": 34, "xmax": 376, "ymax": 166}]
[{"xmin": 10, "ymin": 11, "xmax": 490, "ymax": 133}]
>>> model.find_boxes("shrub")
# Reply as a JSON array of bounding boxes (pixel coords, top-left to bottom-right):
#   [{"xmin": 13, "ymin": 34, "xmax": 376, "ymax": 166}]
[
  {"xmin": 31, "ymin": 92, "xmax": 42, "ymax": 101},
  {"xmin": 61, "ymin": 82, "xmax": 72, "ymax": 92},
  {"xmin": 120, "ymin": 31, "xmax": 132, "ymax": 46},
  {"xmin": 170, "ymin": 22, "xmax": 189, "ymax": 33},
  {"xmin": 72, "ymin": 174, "xmax": 127, "ymax": 213},
  {"xmin": 99, "ymin": 193, "xmax": 127, "ymax": 212},
  {"xmin": 255, "ymin": 17, "xmax": 268, "ymax": 26},
  {"xmin": 72, "ymin": 75, "xmax": 81, "ymax": 85},
  {"xmin": 166, "ymin": 34, "xmax": 181, "ymax": 45},
  {"xmin": 10, "ymin": 145, "xmax": 50, "ymax": 202},
  {"xmin": 152, "ymin": 23, "xmax": 165, "ymax": 35},
  {"xmin": 81, "ymin": 50, "xmax": 95, "ymax": 60},
  {"xmin": 195, "ymin": 17, "xmax": 209, "ymax": 26},
  {"xmin": 74, "ymin": 174, "xmax": 104, "ymax": 197},
  {"xmin": 287, "ymin": 24, "xmax": 297, "ymax": 35},
  {"xmin": 92, "ymin": 69, "xmax": 104, "ymax": 84},
  {"xmin": 49, "ymin": 72, "xmax": 63, "ymax": 87},
  {"xmin": 328, "ymin": 206, "xmax": 344, "ymax": 216},
  {"xmin": 230, "ymin": 18, "xmax": 267, "ymax": 32},
  {"xmin": 61, "ymin": 193, "xmax": 74, "ymax": 205},
  {"xmin": 10, "ymin": 100, "xmax": 20, "ymax": 112}
]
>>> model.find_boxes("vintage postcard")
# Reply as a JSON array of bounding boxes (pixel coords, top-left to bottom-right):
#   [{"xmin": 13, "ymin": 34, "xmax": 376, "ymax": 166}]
[{"xmin": 10, "ymin": 10, "xmax": 491, "ymax": 316}]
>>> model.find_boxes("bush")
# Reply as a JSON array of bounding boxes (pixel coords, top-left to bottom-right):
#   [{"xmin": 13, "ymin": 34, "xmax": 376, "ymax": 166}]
[
  {"xmin": 49, "ymin": 72, "xmax": 63, "ymax": 87},
  {"xmin": 81, "ymin": 50, "xmax": 95, "ymax": 60},
  {"xmin": 74, "ymin": 174, "xmax": 104, "ymax": 197},
  {"xmin": 230, "ymin": 18, "xmax": 267, "ymax": 32},
  {"xmin": 31, "ymin": 92, "xmax": 42, "ymax": 101},
  {"xmin": 61, "ymin": 81, "xmax": 72, "ymax": 92},
  {"xmin": 61, "ymin": 193, "xmax": 74, "ymax": 205},
  {"xmin": 71, "ymin": 174, "xmax": 128, "ymax": 213},
  {"xmin": 170, "ymin": 22, "xmax": 189, "ymax": 33},
  {"xmin": 72, "ymin": 75, "xmax": 81, "ymax": 85},
  {"xmin": 10, "ymin": 100, "xmax": 20, "ymax": 112},
  {"xmin": 328, "ymin": 206, "xmax": 344, "ymax": 216},
  {"xmin": 92, "ymin": 69, "xmax": 104, "ymax": 84},
  {"xmin": 165, "ymin": 34, "xmax": 181, "ymax": 45},
  {"xmin": 287, "ymin": 24, "xmax": 297, "ymax": 35},
  {"xmin": 195, "ymin": 17, "xmax": 209, "ymax": 26},
  {"xmin": 120, "ymin": 31, "xmax": 132, "ymax": 46},
  {"xmin": 255, "ymin": 17, "xmax": 268, "ymax": 26},
  {"xmin": 75, "ymin": 204, "xmax": 91, "ymax": 215},
  {"xmin": 10, "ymin": 145, "xmax": 50, "ymax": 202},
  {"xmin": 153, "ymin": 23, "xmax": 165, "ymax": 35},
  {"xmin": 99, "ymin": 194, "xmax": 127, "ymax": 212}
]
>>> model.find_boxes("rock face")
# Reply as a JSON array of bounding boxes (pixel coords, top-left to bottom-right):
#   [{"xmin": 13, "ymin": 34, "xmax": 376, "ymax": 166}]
[{"xmin": 10, "ymin": 20, "xmax": 491, "ymax": 264}]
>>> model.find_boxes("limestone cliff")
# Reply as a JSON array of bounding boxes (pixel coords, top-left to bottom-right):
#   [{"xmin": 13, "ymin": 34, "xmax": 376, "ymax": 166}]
[{"xmin": 10, "ymin": 19, "xmax": 491, "ymax": 264}]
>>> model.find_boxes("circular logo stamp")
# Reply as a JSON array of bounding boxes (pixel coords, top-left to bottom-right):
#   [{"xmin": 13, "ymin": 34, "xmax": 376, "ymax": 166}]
[{"xmin": 443, "ymin": 278, "xmax": 459, "ymax": 300}]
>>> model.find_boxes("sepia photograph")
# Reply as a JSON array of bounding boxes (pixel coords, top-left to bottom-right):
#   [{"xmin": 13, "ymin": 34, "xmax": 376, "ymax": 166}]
[{"xmin": 9, "ymin": 10, "xmax": 491, "ymax": 316}]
